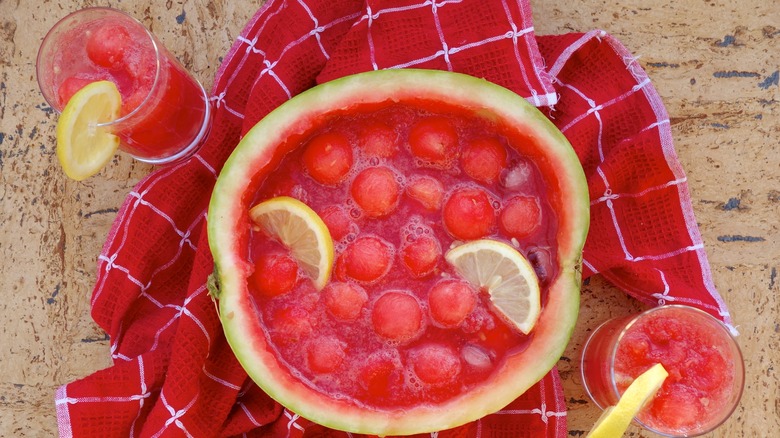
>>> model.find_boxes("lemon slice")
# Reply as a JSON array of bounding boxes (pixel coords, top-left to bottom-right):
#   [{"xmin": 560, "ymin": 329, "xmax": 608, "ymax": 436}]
[
  {"xmin": 444, "ymin": 239, "xmax": 541, "ymax": 334},
  {"xmin": 56, "ymin": 80, "xmax": 121, "ymax": 181},
  {"xmin": 587, "ymin": 363, "xmax": 669, "ymax": 438},
  {"xmin": 249, "ymin": 196, "xmax": 334, "ymax": 290}
]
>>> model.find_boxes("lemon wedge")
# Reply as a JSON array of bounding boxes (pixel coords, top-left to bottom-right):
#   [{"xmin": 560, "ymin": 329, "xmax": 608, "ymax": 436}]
[
  {"xmin": 587, "ymin": 363, "xmax": 669, "ymax": 438},
  {"xmin": 444, "ymin": 239, "xmax": 541, "ymax": 334},
  {"xmin": 248, "ymin": 196, "xmax": 334, "ymax": 290},
  {"xmin": 55, "ymin": 80, "xmax": 121, "ymax": 181}
]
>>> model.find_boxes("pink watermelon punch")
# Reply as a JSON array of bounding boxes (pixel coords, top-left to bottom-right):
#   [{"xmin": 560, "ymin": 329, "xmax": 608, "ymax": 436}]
[
  {"xmin": 580, "ymin": 304, "xmax": 745, "ymax": 436},
  {"xmin": 36, "ymin": 7, "xmax": 212, "ymax": 164}
]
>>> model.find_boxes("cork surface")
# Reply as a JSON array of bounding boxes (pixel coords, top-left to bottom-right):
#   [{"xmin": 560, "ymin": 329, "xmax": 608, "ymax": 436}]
[{"xmin": 1, "ymin": 1, "xmax": 776, "ymax": 436}]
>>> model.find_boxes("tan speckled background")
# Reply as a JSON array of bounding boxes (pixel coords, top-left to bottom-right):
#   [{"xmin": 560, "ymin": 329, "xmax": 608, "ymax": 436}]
[{"xmin": 1, "ymin": 1, "xmax": 777, "ymax": 436}]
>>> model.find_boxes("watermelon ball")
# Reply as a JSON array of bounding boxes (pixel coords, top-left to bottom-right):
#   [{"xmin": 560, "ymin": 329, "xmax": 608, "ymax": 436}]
[
  {"xmin": 649, "ymin": 384, "xmax": 704, "ymax": 431},
  {"xmin": 319, "ymin": 205, "xmax": 353, "ymax": 241},
  {"xmin": 358, "ymin": 120, "xmax": 398, "ymax": 158},
  {"xmin": 307, "ymin": 336, "xmax": 346, "ymax": 374},
  {"xmin": 442, "ymin": 187, "xmax": 496, "ymax": 240},
  {"xmin": 644, "ymin": 313, "xmax": 685, "ymax": 345},
  {"xmin": 371, "ymin": 291, "xmax": 423, "ymax": 343},
  {"xmin": 351, "ymin": 166, "xmax": 401, "ymax": 218},
  {"xmin": 400, "ymin": 235, "xmax": 441, "ymax": 278},
  {"xmin": 409, "ymin": 343, "xmax": 461, "ymax": 384},
  {"xmin": 499, "ymin": 195, "xmax": 542, "ymax": 239},
  {"xmin": 460, "ymin": 137, "xmax": 507, "ymax": 184},
  {"xmin": 690, "ymin": 350, "xmax": 729, "ymax": 392},
  {"xmin": 616, "ymin": 333, "xmax": 652, "ymax": 373},
  {"xmin": 408, "ymin": 116, "xmax": 458, "ymax": 168},
  {"xmin": 250, "ymin": 253, "xmax": 299, "ymax": 297},
  {"xmin": 406, "ymin": 175, "xmax": 444, "ymax": 211},
  {"xmin": 322, "ymin": 281, "xmax": 368, "ymax": 321},
  {"xmin": 268, "ymin": 305, "xmax": 313, "ymax": 344},
  {"xmin": 339, "ymin": 235, "xmax": 393, "ymax": 283},
  {"xmin": 358, "ymin": 351, "xmax": 400, "ymax": 397},
  {"xmin": 461, "ymin": 306, "xmax": 497, "ymax": 334},
  {"xmin": 302, "ymin": 132, "xmax": 354, "ymax": 185},
  {"xmin": 57, "ymin": 76, "xmax": 98, "ymax": 107},
  {"xmin": 428, "ymin": 279, "xmax": 477, "ymax": 327},
  {"xmin": 86, "ymin": 23, "xmax": 131, "ymax": 69}
]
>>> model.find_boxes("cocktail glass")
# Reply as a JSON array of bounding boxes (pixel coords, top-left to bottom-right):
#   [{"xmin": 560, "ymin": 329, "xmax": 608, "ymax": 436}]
[
  {"xmin": 36, "ymin": 7, "xmax": 212, "ymax": 164},
  {"xmin": 580, "ymin": 304, "xmax": 744, "ymax": 437}
]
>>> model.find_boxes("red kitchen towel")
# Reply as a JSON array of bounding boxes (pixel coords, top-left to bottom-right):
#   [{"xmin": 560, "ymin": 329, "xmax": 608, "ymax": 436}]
[{"xmin": 54, "ymin": 1, "xmax": 735, "ymax": 437}]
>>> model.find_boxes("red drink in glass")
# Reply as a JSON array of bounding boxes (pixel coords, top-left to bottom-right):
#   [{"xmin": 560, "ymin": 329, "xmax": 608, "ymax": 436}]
[
  {"xmin": 36, "ymin": 7, "xmax": 211, "ymax": 164},
  {"xmin": 581, "ymin": 305, "xmax": 744, "ymax": 437}
]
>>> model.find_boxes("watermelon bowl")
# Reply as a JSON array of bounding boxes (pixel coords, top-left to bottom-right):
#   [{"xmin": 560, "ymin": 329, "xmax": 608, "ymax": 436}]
[{"xmin": 207, "ymin": 69, "xmax": 590, "ymax": 435}]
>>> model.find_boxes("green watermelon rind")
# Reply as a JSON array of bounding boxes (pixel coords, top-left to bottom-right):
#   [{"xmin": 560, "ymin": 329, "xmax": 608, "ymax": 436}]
[{"xmin": 208, "ymin": 69, "xmax": 589, "ymax": 435}]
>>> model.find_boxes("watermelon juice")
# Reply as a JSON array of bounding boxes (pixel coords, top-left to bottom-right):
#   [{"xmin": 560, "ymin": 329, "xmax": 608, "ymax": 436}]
[
  {"xmin": 245, "ymin": 101, "xmax": 559, "ymax": 408},
  {"xmin": 36, "ymin": 7, "xmax": 211, "ymax": 164},
  {"xmin": 581, "ymin": 305, "xmax": 744, "ymax": 436}
]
